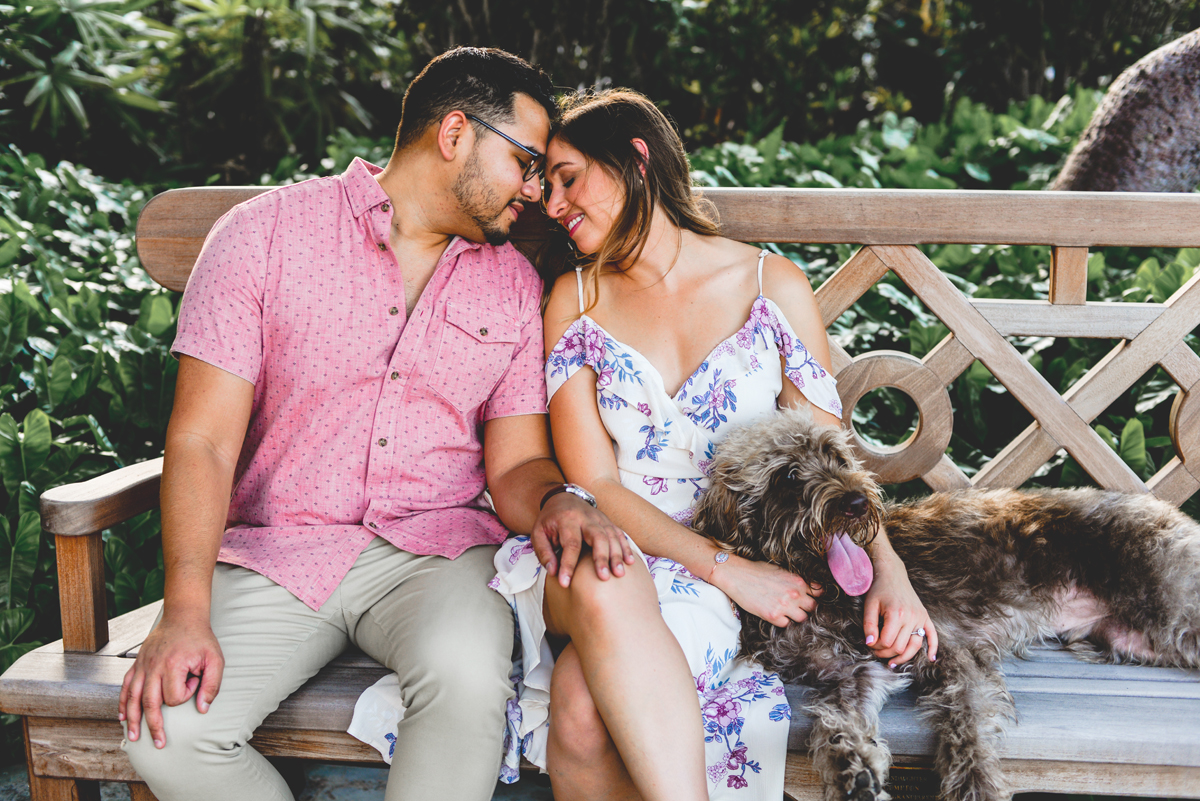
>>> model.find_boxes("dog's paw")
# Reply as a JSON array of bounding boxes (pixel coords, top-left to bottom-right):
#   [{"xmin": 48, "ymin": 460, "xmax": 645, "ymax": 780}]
[{"xmin": 840, "ymin": 767, "xmax": 887, "ymax": 801}]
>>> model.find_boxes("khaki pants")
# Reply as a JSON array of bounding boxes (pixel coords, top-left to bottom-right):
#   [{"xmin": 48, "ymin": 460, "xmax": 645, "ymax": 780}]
[{"xmin": 123, "ymin": 538, "xmax": 514, "ymax": 801}]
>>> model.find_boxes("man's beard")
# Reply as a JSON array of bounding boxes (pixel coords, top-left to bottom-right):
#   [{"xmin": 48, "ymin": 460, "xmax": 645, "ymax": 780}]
[{"xmin": 451, "ymin": 149, "xmax": 516, "ymax": 246}]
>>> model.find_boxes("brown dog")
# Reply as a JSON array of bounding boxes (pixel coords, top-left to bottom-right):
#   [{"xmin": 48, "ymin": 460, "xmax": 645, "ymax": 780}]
[{"xmin": 692, "ymin": 408, "xmax": 1200, "ymax": 801}]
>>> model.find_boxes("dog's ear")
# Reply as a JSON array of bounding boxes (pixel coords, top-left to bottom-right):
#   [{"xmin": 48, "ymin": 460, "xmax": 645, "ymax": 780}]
[{"xmin": 693, "ymin": 465, "xmax": 762, "ymax": 557}]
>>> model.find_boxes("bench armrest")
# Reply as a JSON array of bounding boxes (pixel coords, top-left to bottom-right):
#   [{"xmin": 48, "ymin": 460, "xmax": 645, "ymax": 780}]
[
  {"xmin": 40, "ymin": 458, "xmax": 163, "ymax": 653},
  {"xmin": 40, "ymin": 458, "xmax": 163, "ymax": 538}
]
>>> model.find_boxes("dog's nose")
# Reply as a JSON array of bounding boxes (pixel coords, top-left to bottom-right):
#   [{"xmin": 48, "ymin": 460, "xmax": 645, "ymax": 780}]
[{"xmin": 844, "ymin": 494, "xmax": 868, "ymax": 518}]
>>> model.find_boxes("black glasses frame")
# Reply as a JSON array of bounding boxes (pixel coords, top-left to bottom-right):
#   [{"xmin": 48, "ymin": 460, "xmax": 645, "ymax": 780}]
[{"xmin": 465, "ymin": 114, "xmax": 545, "ymax": 181}]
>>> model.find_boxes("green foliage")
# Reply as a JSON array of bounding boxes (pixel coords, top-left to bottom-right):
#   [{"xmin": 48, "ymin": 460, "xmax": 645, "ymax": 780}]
[
  {"xmin": 0, "ymin": 0, "xmax": 404, "ymax": 182},
  {"xmin": 0, "ymin": 144, "xmax": 176, "ymax": 679},
  {"xmin": 5, "ymin": 0, "xmax": 1200, "ymax": 185}
]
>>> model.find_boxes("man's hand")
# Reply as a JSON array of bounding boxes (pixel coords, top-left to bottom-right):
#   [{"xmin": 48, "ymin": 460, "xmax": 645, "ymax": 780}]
[
  {"xmin": 530, "ymin": 492, "xmax": 634, "ymax": 588},
  {"xmin": 119, "ymin": 612, "xmax": 224, "ymax": 749}
]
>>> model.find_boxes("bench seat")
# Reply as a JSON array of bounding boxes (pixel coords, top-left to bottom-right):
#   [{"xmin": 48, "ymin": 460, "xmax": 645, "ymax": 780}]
[{"xmin": 2, "ymin": 600, "xmax": 1197, "ymax": 799}]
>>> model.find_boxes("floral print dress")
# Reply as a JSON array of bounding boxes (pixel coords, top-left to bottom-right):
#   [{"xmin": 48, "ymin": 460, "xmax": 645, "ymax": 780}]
[{"xmin": 490, "ymin": 250, "xmax": 842, "ymax": 797}]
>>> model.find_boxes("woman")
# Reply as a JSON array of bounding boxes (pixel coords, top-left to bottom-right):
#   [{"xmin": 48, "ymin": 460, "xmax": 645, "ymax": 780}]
[{"xmin": 491, "ymin": 90, "xmax": 937, "ymax": 800}]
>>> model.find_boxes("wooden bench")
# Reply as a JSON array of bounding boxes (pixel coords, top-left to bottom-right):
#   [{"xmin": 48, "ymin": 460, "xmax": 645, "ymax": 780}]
[{"xmin": 2, "ymin": 186, "xmax": 1199, "ymax": 801}]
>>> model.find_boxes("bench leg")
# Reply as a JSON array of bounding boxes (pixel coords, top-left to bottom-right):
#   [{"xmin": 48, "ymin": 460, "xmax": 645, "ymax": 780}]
[
  {"xmin": 24, "ymin": 717, "xmax": 100, "ymax": 801},
  {"xmin": 129, "ymin": 782, "xmax": 160, "ymax": 801},
  {"xmin": 27, "ymin": 775, "xmax": 100, "ymax": 801}
]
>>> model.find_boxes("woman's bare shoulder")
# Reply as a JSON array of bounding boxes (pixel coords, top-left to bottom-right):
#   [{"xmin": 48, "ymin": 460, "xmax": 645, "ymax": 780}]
[
  {"xmin": 544, "ymin": 270, "xmax": 583, "ymax": 343},
  {"xmin": 759, "ymin": 252, "xmax": 815, "ymax": 303}
]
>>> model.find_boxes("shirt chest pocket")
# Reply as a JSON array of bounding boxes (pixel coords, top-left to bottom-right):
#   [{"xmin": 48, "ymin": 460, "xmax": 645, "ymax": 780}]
[{"xmin": 427, "ymin": 301, "xmax": 520, "ymax": 413}]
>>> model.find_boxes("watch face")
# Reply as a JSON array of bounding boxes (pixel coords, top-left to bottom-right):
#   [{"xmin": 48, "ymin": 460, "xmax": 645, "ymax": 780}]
[{"xmin": 566, "ymin": 484, "xmax": 597, "ymax": 506}]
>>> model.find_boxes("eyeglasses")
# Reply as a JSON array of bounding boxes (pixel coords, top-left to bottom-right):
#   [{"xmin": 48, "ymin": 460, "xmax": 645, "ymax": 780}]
[{"xmin": 466, "ymin": 113, "xmax": 545, "ymax": 182}]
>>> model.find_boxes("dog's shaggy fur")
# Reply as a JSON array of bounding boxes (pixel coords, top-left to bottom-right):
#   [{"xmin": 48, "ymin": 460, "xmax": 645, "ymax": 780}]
[{"xmin": 691, "ymin": 409, "xmax": 1200, "ymax": 801}]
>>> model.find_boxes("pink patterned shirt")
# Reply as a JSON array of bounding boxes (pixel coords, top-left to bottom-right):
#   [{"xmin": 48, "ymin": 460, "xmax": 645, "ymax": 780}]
[{"xmin": 173, "ymin": 158, "xmax": 547, "ymax": 610}]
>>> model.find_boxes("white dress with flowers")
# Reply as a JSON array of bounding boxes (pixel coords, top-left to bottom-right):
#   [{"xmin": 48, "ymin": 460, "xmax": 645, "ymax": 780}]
[{"xmin": 490, "ymin": 250, "xmax": 842, "ymax": 797}]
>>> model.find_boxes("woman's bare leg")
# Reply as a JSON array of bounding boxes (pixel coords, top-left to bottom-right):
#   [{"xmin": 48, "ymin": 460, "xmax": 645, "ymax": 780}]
[
  {"xmin": 546, "ymin": 644, "xmax": 640, "ymax": 800},
  {"xmin": 544, "ymin": 553, "xmax": 707, "ymax": 801}
]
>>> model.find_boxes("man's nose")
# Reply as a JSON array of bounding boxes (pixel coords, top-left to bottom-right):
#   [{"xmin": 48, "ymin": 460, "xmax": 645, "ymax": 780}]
[{"xmin": 520, "ymin": 173, "xmax": 542, "ymax": 201}]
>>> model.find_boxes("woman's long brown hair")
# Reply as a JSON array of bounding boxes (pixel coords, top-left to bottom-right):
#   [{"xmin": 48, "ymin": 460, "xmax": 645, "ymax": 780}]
[{"xmin": 547, "ymin": 89, "xmax": 720, "ymax": 314}]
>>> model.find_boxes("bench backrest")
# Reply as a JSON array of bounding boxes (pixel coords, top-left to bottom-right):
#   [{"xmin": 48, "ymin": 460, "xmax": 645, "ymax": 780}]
[{"xmin": 136, "ymin": 186, "xmax": 1200, "ymax": 504}]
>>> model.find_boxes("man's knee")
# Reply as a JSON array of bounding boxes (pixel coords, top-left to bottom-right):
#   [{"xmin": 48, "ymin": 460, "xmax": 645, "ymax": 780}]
[
  {"xmin": 123, "ymin": 701, "xmax": 239, "ymax": 783},
  {"xmin": 401, "ymin": 620, "xmax": 514, "ymax": 707}
]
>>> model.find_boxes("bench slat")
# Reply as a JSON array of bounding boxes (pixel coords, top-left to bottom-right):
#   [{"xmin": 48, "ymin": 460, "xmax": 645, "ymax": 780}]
[
  {"xmin": 134, "ymin": 188, "xmax": 1200, "ymax": 293},
  {"xmin": 787, "ymin": 682, "xmax": 1200, "ymax": 766}
]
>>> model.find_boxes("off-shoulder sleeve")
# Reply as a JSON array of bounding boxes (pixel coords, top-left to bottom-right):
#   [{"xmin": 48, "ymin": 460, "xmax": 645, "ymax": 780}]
[
  {"xmin": 545, "ymin": 316, "xmax": 606, "ymax": 402},
  {"xmin": 759, "ymin": 298, "xmax": 842, "ymax": 417}
]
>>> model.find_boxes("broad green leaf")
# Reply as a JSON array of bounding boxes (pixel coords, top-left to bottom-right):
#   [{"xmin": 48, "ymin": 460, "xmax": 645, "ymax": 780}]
[
  {"xmin": 137, "ymin": 294, "xmax": 174, "ymax": 337},
  {"xmin": 46, "ymin": 355, "xmax": 73, "ymax": 410},
  {"xmin": 20, "ymin": 409, "xmax": 52, "ymax": 478},
  {"xmin": 0, "ymin": 415, "xmax": 22, "ymax": 495},
  {"xmin": 0, "ymin": 608, "xmax": 34, "ymax": 645},
  {"xmin": 141, "ymin": 567, "xmax": 164, "ymax": 606},
  {"xmin": 1119, "ymin": 418, "xmax": 1147, "ymax": 476},
  {"xmin": 113, "ymin": 570, "xmax": 141, "ymax": 614},
  {"xmin": 104, "ymin": 535, "xmax": 135, "ymax": 578},
  {"xmin": 0, "ymin": 235, "xmax": 22, "ymax": 267},
  {"xmin": 754, "ymin": 121, "xmax": 785, "ymax": 185},
  {"xmin": 0, "ymin": 292, "xmax": 31, "ymax": 363},
  {"xmin": 0, "ymin": 640, "xmax": 39, "ymax": 675},
  {"xmin": 0, "ymin": 511, "xmax": 41, "ymax": 608},
  {"xmin": 1175, "ymin": 249, "xmax": 1200, "ymax": 270},
  {"xmin": 17, "ymin": 482, "xmax": 38, "ymax": 518},
  {"xmin": 908, "ymin": 321, "xmax": 949, "ymax": 358}
]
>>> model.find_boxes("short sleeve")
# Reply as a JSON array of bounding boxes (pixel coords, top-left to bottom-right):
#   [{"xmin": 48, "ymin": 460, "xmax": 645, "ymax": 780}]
[
  {"xmin": 482, "ymin": 263, "xmax": 548, "ymax": 420},
  {"xmin": 760, "ymin": 299, "xmax": 842, "ymax": 417},
  {"xmin": 172, "ymin": 202, "xmax": 271, "ymax": 384},
  {"xmin": 545, "ymin": 317, "xmax": 607, "ymax": 403}
]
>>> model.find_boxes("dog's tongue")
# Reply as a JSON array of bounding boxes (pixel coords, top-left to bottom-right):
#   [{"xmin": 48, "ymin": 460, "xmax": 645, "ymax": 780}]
[{"xmin": 826, "ymin": 532, "xmax": 873, "ymax": 596}]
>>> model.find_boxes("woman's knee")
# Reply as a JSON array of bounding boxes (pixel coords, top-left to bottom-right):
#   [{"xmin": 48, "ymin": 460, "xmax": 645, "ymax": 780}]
[
  {"xmin": 547, "ymin": 555, "xmax": 657, "ymax": 638},
  {"xmin": 548, "ymin": 646, "xmax": 615, "ymax": 764}
]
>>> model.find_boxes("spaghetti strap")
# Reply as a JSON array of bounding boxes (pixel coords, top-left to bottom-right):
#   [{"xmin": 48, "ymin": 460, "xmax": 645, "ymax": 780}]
[
  {"xmin": 757, "ymin": 248, "xmax": 769, "ymax": 295},
  {"xmin": 575, "ymin": 267, "xmax": 585, "ymax": 314}
]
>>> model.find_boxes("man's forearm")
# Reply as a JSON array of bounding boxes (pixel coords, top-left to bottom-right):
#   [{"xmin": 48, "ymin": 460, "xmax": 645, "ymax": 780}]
[
  {"xmin": 158, "ymin": 433, "xmax": 239, "ymax": 620},
  {"xmin": 489, "ymin": 456, "xmax": 565, "ymax": 534}
]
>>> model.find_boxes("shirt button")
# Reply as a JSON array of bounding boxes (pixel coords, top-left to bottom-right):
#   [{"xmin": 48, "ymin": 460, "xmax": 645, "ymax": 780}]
[
  {"xmin": 378, "ymin": 438, "xmax": 388, "ymax": 447},
  {"xmin": 390, "ymin": 371, "xmax": 399, "ymax": 380},
  {"xmin": 377, "ymin": 242, "xmax": 387, "ymax": 251},
  {"xmin": 369, "ymin": 521, "xmax": 378, "ymax": 529},
  {"xmin": 389, "ymin": 306, "xmax": 399, "ymax": 316},
  {"xmin": 479, "ymin": 327, "xmax": 488, "ymax": 337},
  {"xmin": 381, "ymin": 202, "xmax": 390, "ymax": 212}
]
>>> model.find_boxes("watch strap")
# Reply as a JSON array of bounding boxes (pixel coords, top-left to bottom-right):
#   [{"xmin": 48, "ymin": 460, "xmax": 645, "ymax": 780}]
[{"xmin": 540, "ymin": 483, "xmax": 597, "ymax": 509}]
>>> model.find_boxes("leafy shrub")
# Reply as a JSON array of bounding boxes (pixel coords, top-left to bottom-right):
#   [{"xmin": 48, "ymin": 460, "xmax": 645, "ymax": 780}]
[{"xmin": 0, "ymin": 144, "xmax": 174, "ymax": 677}]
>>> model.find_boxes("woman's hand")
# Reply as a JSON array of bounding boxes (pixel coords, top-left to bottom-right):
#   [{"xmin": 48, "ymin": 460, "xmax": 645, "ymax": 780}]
[
  {"xmin": 708, "ymin": 554, "xmax": 823, "ymax": 627},
  {"xmin": 862, "ymin": 547, "xmax": 938, "ymax": 666}
]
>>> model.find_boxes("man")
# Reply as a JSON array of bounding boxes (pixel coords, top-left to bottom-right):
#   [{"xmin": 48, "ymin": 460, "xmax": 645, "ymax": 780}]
[{"xmin": 118, "ymin": 47, "xmax": 625, "ymax": 801}]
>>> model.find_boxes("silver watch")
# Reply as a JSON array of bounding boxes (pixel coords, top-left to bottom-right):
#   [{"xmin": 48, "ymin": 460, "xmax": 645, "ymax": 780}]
[{"xmin": 540, "ymin": 482, "xmax": 597, "ymax": 509}]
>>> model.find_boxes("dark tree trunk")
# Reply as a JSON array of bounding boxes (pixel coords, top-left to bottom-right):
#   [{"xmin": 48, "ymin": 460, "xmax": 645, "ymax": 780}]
[{"xmin": 1052, "ymin": 28, "xmax": 1200, "ymax": 192}]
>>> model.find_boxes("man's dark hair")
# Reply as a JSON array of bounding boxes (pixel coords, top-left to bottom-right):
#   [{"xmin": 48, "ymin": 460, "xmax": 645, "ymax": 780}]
[{"xmin": 394, "ymin": 47, "xmax": 556, "ymax": 153}]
